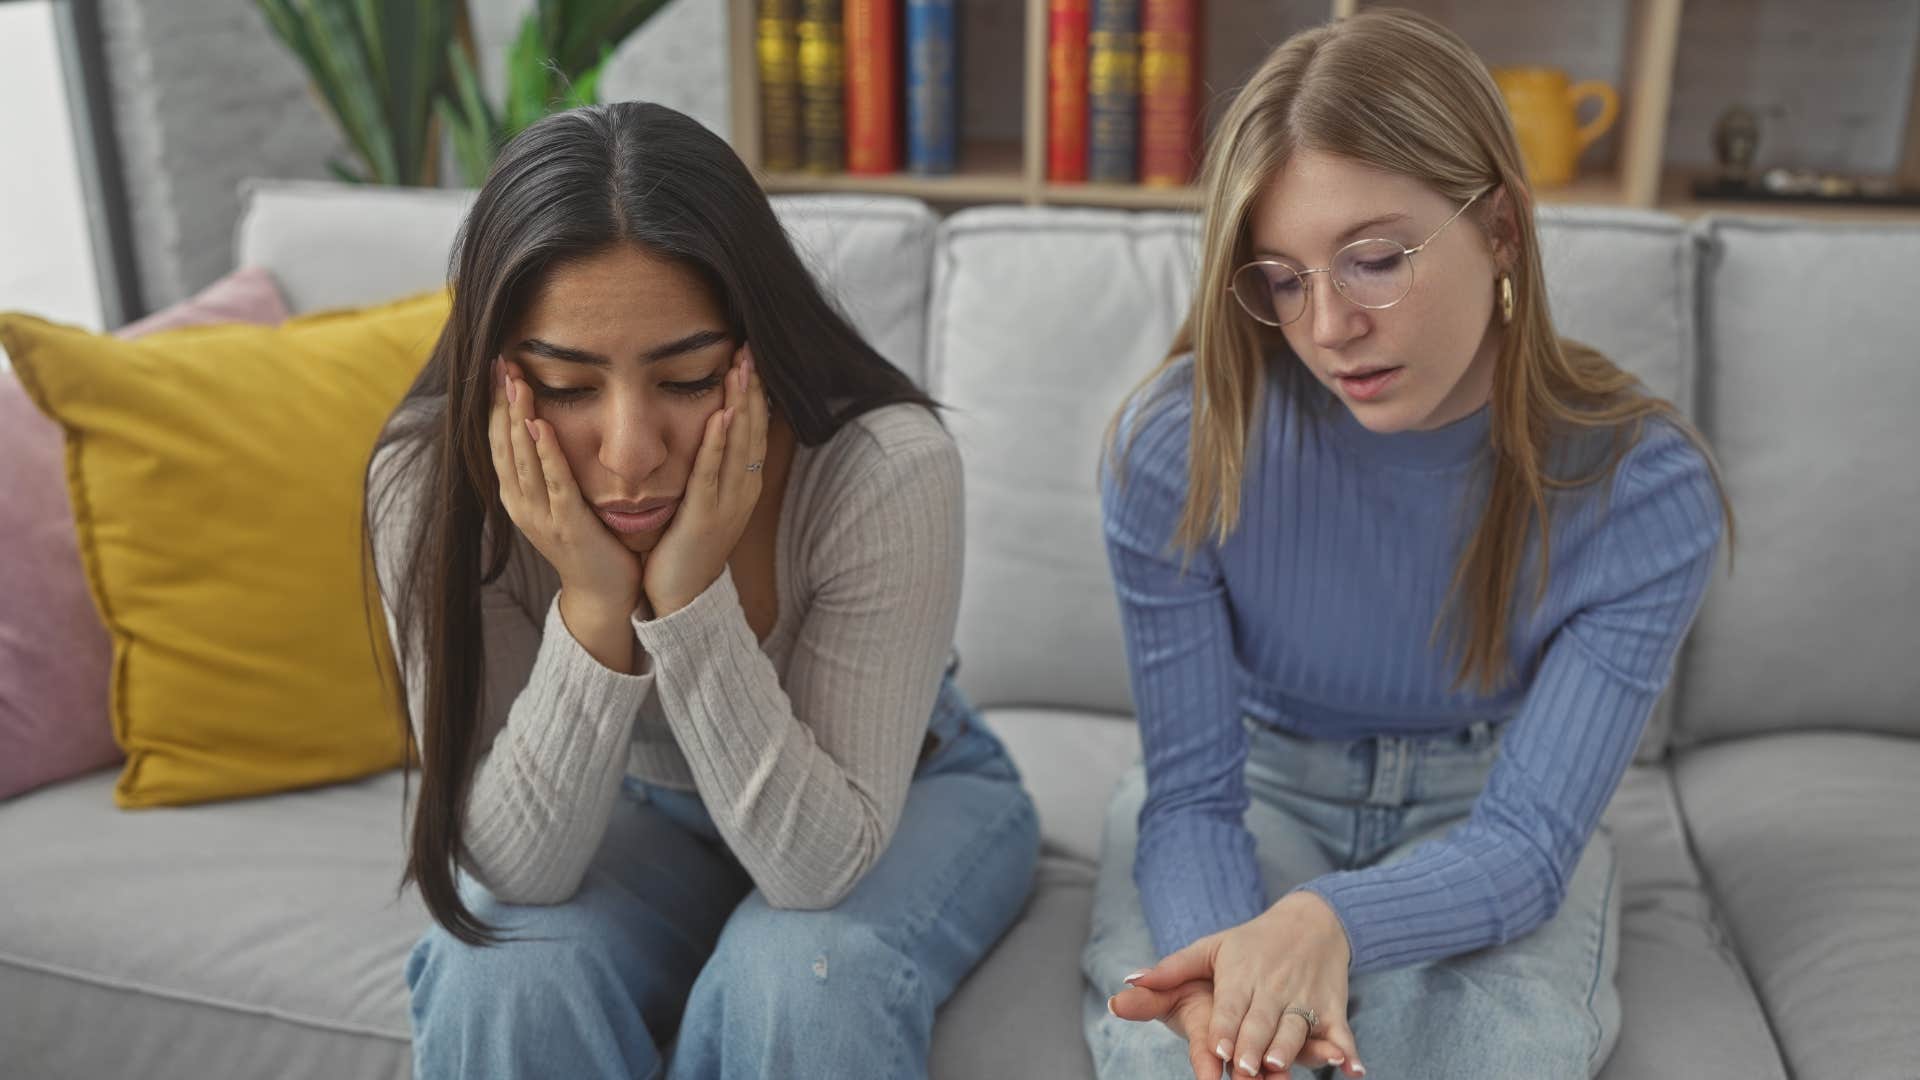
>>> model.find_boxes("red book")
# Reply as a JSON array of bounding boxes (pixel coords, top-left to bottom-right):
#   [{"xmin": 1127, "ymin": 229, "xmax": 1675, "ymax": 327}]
[
  {"xmin": 845, "ymin": 0, "xmax": 901, "ymax": 174},
  {"xmin": 1138, "ymin": 0, "xmax": 1201, "ymax": 187},
  {"xmin": 1048, "ymin": 0, "xmax": 1091, "ymax": 183}
]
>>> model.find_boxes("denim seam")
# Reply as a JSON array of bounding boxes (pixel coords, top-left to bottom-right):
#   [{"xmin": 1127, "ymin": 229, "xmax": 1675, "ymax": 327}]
[
  {"xmin": 1580, "ymin": 846, "xmax": 1619, "ymax": 1069},
  {"xmin": 872, "ymin": 782, "xmax": 1036, "ymax": 1078},
  {"xmin": 895, "ymin": 782, "xmax": 1038, "ymax": 950}
]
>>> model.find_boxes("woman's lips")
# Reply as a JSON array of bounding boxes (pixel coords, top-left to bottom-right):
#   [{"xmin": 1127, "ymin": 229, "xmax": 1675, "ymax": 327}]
[
  {"xmin": 1336, "ymin": 366, "xmax": 1403, "ymax": 402},
  {"xmin": 595, "ymin": 500, "xmax": 678, "ymax": 534}
]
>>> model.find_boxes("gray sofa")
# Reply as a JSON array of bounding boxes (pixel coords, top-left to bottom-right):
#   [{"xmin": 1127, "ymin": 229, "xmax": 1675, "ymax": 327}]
[{"xmin": 3, "ymin": 180, "xmax": 1916, "ymax": 1080}]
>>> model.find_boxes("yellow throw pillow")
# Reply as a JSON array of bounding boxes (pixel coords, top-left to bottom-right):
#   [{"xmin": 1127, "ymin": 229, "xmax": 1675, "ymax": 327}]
[{"xmin": 0, "ymin": 289, "xmax": 447, "ymax": 807}]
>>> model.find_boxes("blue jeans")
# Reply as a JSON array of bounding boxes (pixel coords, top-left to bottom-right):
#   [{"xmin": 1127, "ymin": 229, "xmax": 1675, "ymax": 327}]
[
  {"xmin": 1083, "ymin": 715, "xmax": 1622, "ymax": 1079},
  {"xmin": 406, "ymin": 675, "xmax": 1040, "ymax": 1080}
]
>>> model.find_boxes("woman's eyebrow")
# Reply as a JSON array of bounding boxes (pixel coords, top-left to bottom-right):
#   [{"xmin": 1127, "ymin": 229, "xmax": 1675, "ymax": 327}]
[
  {"xmin": 514, "ymin": 328, "xmax": 730, "ymax": 368},
  {"xmin": 1254, "ymin": 211, "xmax": 1412, "ymax": 260}
]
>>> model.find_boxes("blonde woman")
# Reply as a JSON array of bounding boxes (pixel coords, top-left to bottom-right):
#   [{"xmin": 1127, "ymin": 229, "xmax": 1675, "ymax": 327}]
[{"xmin": 1087, "ymin": 10, "xmax": 1732, "ymax": 1080}]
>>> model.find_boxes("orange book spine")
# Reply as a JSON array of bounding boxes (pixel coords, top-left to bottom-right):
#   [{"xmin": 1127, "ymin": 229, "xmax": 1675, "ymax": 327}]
[
  {"xmin": 1138, "ymin": 0, "xmax": 1200, "ymax": 187},
  {"xmin": 1049, "ymin": 0, "xmax": 1091, "ymax": 182},
  {"xmin": 845, "ymin": 0, "xmax": 901, "ymax": 174}
]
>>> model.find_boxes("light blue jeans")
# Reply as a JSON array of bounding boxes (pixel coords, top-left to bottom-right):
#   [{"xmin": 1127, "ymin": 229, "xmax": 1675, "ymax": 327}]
[
  {"xmin": 1083, "ymin": 715, "xmax": 1622, "ymax": 1079},
  {"xmin": 406, "ymin": 674, "xmax": 1040, "ymax": 1080}
]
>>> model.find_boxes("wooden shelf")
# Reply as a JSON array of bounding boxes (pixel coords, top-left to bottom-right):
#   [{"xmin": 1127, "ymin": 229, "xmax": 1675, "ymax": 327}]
[
  {"xmin": 1040, "ymin": 181, "xmax": 1201, "ymax": 210},
  {"xmin": 727, "ymin": 0, "xmax": 1920, "ymax": 222},
  {"xmin": 760, "ymin": 139, "xmax": 1030, "ymax": 202},
  {"xmin": 1656, "ymin": 169, "xmax": 1920, "ymax": 224}
]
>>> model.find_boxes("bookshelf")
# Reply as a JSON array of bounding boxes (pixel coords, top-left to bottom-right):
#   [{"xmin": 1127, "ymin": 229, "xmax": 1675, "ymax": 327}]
[{"xmin": 725, "ymin": 0, "xmax": 1920, "ymax": 221}]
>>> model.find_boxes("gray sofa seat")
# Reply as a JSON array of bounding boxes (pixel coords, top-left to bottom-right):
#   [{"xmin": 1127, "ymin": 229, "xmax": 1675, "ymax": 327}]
[
  {"xmin": 1675, "ymin": 732, "xmax": 1920, "ymax": 1079},
  {"xmin": 0, "ymin": 720, "xmax": 1786, "ymax": 1080}
]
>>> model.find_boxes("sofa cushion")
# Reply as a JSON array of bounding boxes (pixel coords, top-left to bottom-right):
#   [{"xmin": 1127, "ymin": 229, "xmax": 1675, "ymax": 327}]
[
  {"xmin": 930, "ymin": 858, "xmax": 1098, "ymax": 1079},
  {"xmin": 1593, "ymin": 763, "xmax": 1787, "ymax": 1080},
  {"xmin": 1674, "ymin": 731, "xmax": 1920, "ymax": 1080},
  {"xmin": 0, "ymin": 374, "xmax": 118, "ymax": 802},
  {"xmin": 985, "ymin": 706, "xmax": 1140, "ymax": 866},
  {"xmin": 932, "ymin": 204, "xmax": 1697, "ymax": 762},
  {"xmin": 931, "ymin": 207, "xmax": 1200, "ymax": 715},
  {"xmin": 0, "ymin": 761, "xmax": 1103, "ymax": 1080},
  {"xmin": 0, "ymin": 292, "xmax": 441, "ymax": 806},
  {"xmin": 234, "ymin": 180, "xmax": 937, "ymax": 386},
  {"xmin": 0, "ymin": 768, "xmax": 419, "ymax": 1080},
  {"xmin": 1535, "ymin": 206, "xmax": 1701, "ymax": 763},
  {"xmin": 1676, "ymin": 217, "xmax": 1920, "ymax": 745}
]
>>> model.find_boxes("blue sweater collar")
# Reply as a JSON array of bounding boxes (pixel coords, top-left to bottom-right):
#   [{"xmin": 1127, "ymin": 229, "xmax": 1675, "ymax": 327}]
[{"xmin": 1318, "ymin": 383, "xmax": 1493, "ymax": 470}]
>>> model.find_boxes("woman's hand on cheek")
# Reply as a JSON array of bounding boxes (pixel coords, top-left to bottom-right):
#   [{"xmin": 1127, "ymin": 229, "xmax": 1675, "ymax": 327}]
[
  {"xmin": 1109, "ymin": 893, "xmax": 1364, "ymax": 1079},
  {"xmin": 490, "ymin": 357, "xmax": 643, "ymax": 619},
  {"xmin": 641, "ymin": 342, "xmax": 767, "ymax": 619}
]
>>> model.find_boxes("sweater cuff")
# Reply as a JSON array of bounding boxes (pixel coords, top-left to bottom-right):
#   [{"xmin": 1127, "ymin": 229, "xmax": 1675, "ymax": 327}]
[
  {"xmin": 632, "ymin": 565, "xmax": 753, "ymax": 662},
  {"xmin": 1286, "ymin": 874, "xmax": 1375, "ymax": 975},
  {"xmin": 525, "ymin": 593, "xmax": 654, "ymax": 734}
]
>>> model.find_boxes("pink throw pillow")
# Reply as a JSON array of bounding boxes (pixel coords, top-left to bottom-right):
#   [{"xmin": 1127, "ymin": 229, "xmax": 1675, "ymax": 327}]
[
  {"xmin": 114, "ymin": 265, "xmax": 290, "ymax": 339},
  {"xmin": 0, "ymin": 266, "xmax": 290, "ymax": 800}
]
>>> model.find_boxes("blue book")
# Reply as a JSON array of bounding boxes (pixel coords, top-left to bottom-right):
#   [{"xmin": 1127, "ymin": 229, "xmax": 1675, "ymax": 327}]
[
  {"xmin": 907, "ymin": 0, "xmax": 957, "ymax": 175},
  {"xmin": 1088, "ymin": 0, "xmax": 1139, "ymax": 183}
]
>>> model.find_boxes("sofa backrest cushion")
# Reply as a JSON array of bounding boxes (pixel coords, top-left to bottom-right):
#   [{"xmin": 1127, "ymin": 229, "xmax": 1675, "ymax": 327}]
[
  {"xmin": 1675, "ymin": 217, "xmax": 1920, "ymax": 745},
  {"xmin": 929, "ymin": 207, "xmax": 1200, "ymax": 714},
  {"xmin": 234, "ymin": 181, "xmax": 937, "ymax": 386}
]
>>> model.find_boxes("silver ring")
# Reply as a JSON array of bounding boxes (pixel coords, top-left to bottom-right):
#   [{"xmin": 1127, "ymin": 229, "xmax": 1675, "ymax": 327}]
[
  {"xmin": 745, "ymin": 461, "xmax": 763, "ymax": 473},
  {"xmin": 1283, "ymin": 1005, "xmax": 1320, "ymax": 1036}
]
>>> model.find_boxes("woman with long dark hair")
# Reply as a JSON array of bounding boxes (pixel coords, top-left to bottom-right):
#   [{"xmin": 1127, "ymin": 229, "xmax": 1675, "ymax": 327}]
[{"xmin": 366, "ymin": 101, "xmax": 1038, "ymax": 1079}]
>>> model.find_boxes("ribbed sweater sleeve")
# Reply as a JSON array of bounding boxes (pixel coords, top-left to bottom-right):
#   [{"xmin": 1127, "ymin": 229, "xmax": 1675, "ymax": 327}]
[
  {"xmin": 370, "ymin": 440, "xmax": 654, "ymax": 905},
  {"xmin": 633, "ymin": 424, "xmax": 960, "ymax": 903},
  {"xmin": 1290, "ymin": 427, "xmax": 1724, "ymax": 973},
  {"xmin": 1100, "ymin": 383, "xmax": 1269, "ymax": 957},
  {"xmin": 633, "ymin": 425, "xmax": 965, "ymax": 909}
]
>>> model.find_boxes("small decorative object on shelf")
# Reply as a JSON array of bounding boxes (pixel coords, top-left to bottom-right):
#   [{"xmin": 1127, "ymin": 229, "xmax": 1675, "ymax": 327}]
[
  {"xmin": 1693, "ymin": 104, "xmax": 1920, "ymax": 207},
  {"xmin": 1710, "ymin": 105, "xmax": 1761, "ymax": 183}
]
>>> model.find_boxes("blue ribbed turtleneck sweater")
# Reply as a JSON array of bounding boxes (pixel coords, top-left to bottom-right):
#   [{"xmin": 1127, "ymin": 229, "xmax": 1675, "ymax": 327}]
[{"xmin": 1100, "ymin": 357, "xmax": 1723, "ymax": 975}]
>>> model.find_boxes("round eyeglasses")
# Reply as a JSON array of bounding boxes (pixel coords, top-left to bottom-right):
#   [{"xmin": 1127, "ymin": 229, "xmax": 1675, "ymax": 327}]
[{"xmin": 1229, "ymin": 187, "xmax": 1491, "ymax": 327}]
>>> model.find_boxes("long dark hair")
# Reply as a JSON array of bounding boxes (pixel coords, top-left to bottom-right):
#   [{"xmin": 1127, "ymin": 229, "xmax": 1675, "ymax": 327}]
[{"xmin": 364, "ymin": 102, "xmax": 936, "ymax": 945}]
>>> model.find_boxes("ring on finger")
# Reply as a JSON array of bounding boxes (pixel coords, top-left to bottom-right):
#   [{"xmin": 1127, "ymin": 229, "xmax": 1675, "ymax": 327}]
[
  {"xmin": 746, "ymin": 461, "xmax": 764, "ymax": 473},
  {"xmin": 1283, "ymin": 1004, "xmax": 1321, "ymax": 1037}
]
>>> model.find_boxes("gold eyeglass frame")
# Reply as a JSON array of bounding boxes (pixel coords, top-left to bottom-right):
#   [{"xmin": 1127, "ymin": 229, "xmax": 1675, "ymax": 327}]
[{"xmin": 1230, "ymin": 185, "xmax": 1493, "ymax": 327}]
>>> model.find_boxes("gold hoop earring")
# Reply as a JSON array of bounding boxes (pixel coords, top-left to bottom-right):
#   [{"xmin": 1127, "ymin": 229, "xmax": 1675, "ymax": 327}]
[{"xmin": 1498, "ymin": 272, "xmax": 1515, "ymax": 326}]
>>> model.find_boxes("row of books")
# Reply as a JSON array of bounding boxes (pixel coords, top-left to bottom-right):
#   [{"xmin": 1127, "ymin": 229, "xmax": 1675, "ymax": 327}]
[{"xmin": 756, "ymin": 0, "xmax": 1204, "ymax": 186}]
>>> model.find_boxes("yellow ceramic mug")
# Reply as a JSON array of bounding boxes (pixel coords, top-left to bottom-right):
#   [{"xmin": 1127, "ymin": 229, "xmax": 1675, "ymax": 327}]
[{"xmin": 1491, "ymin": 67, "xmax": 1618, "ymax": 188}]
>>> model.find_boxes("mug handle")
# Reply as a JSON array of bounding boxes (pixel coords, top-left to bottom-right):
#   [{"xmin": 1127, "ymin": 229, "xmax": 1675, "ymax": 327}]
[{"xmin": 1569, "ymin": 81, "xmax": 1620, "ymax": 152}]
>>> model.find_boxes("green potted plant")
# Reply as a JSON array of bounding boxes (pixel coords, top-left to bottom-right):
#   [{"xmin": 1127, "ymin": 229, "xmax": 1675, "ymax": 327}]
[
  {"xmin": 442, "ymin": 0, "xmax": 671, "ymax": 187},
  {"xmin": 257, "ymin": 0, "xmax": 668, "ymax": 188}
]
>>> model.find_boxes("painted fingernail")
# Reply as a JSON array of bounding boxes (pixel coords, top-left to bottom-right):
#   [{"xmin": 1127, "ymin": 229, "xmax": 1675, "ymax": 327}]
[
  {"xmin": 507, "ymin": 377, "xmax": 518, "ymax": 404},
  {"xmin": 1352, "ymin": 1060, "xmax": 1366, "ymax": 1076},
  {"xmin": 1214, "ymin": 1038, "xmax": 1232, "ymax": 1061},
  {"xmin": 1325, "ymin": 1054, "xmax": 1346, "ymax": 1066},
  {"xmin": 1122, "ymin": 970, "xmax": 1148, "ymax": 985},
  {"xmin": 1105, "ymin": 995, "xmax": 1118, "ymax": 1017},
  {"xmin": 1265, "ymin": 1055, "xmax": 1288, "ymax": 1072},
  {"xmin": 1236, "ymin": 1054, "xmax": 1259, "ymax": 1076},
  {"xmin": 525, "ymin": 418, "xmax": 538, "ymax": 442}
]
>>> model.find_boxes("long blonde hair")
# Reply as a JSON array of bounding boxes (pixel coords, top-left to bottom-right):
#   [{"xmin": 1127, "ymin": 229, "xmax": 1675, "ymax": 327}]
[{"xmin": 1111, "ymin": 8, "xmax": 1734, "ymax": 695}]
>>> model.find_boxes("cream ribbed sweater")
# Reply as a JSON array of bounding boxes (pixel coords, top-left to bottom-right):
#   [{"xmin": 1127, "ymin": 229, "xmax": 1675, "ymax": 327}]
[{"xmin": 370, "ymin": 403, "xmax": 964, "ymax": 909}]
